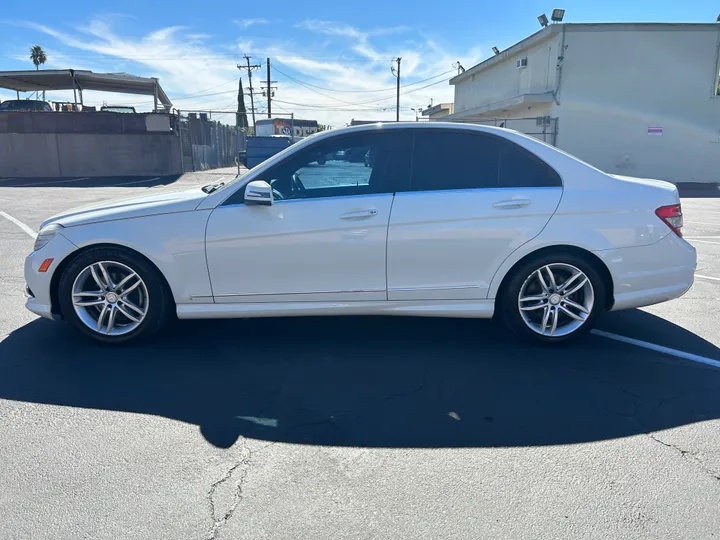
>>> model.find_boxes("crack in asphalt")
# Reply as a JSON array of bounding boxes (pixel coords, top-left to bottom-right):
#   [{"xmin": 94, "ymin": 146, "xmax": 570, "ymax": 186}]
[
  {"xmin": 647, "ymin": 433, "xmax": 720, "ymax": 482},
  {"xmin": 203, "ymin": 441, "xmax": 278, "ymax": 540},
  {"xmin": 204, "ymin": 450, "xmax": 251, "ymax": 540}
]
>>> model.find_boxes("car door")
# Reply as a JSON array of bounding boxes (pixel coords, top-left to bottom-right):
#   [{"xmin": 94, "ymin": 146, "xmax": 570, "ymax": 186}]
[
  {"xmin": 386, "ymin": 128, "xmax": 563, "ymax": 301},
  {"xmin": 205, "ymin": 131, "xmax": 412, "ymax": 303}
]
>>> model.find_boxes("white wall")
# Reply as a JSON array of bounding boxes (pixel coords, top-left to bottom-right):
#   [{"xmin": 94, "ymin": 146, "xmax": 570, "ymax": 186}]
[
  {"xmin": 453, "ymin": 31, "xmax": 560, "ymax": 115},
  {"xmin": 555, "ymin": 25, "xmax": 720, "ymax": 183}
]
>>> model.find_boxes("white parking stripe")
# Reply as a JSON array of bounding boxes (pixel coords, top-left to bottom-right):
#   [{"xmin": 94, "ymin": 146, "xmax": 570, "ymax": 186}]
[
  {"xmin": 592, "ymin": 329, "xmax": 720, "ymax": 370},
  {"xmin": 696, "ymin": 274, "xmax": 720, "ymax": 282},
  {"xmin": 105, "ymin": 177, "xmax": 161, "ymax": 187},
  {"xmin": 0, "ymin": 211, "xmax": 37, "ymax": 238},
  {"xmin": 688, "ymin": 239, "xmax": 720, "ymax": 245},
  {"xmin": 10, "ymin": 177, "xmax": 90, "ymax": 187},
  {"xmin": 685, "ymin": 236, "xmax": 720, "ymax": 239}
]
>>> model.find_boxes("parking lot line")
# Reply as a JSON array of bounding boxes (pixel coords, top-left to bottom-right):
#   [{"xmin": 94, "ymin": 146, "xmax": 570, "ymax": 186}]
[
  {"xmin": 592, "ymin": 329, "xmax": 720, "ymax": 369},
  {"xmin": 105, "ymin": 177, "xmax": 161, "ymax": 187},
  {"xmin": 9, "ymin": 177, "xmax": 91, "ymax": 187},
  {"xmin": 696, "ymin": 274, "xmax": 720, "ymax": 282},
  {"xmin": 0, "ymin": 211, "xmax": 37, "ymax": 238},
  {"xmin": 689, "ymin": 239, "xmax": 720, "ymax": 246}
]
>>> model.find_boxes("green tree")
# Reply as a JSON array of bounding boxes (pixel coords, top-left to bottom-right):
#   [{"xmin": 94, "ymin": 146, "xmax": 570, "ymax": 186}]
[
  {"xmin": 29, "ymin": 45, "xmax": 48, "ymax": 100},
  {"xmin": 29, "ymin": 45, "xmax": 47, "ymax": 70}
]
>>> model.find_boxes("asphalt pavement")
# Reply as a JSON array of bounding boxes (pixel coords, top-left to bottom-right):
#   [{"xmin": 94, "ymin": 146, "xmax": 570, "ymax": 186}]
[{"xmin": 1, "ymin": 173, "xmax": 719, "ymax": 540}]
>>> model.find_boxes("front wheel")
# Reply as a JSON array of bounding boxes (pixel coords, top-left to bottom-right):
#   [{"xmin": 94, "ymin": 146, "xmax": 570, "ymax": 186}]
[
  {"xmin": 57, "ymin": 247, "xmax": 173, "ymax": 344},
  {"xmin": 500, "ymin": 253, "xmax": 605, "ymax": 344}
]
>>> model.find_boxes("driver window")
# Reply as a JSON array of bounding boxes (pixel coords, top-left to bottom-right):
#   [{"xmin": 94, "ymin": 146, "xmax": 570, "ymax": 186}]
[{"xmin": 262, "ymin": 132, "xmax": 408, "ymax": 201}]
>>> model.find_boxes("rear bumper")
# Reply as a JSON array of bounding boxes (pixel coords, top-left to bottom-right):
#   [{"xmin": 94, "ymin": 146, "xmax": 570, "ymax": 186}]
[{"xmin": 594, "ymin": 233, "xmax": 696, "ymax": 311}]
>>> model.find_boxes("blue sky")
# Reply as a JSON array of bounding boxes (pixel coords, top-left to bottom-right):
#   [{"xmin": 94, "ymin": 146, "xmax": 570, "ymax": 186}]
[{"xmin": 1, "ymin": 0, "xmax": 718, "ymax": 125}]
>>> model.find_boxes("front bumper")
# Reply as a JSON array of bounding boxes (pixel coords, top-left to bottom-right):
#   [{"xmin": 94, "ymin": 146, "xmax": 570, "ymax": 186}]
[
  {"xmin": 23, "ymin": 233, "xmax": 78, "ymax": 320},
  {"xmin": 594, "ymin": 232, "xmax": 697, "ymax": 311}
]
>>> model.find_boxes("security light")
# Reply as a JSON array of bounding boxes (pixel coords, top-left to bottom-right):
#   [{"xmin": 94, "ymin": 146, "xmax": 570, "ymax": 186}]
[
  {"xmin": 538, "ymin": 14, "xmax": 549, "ymax": 27},
  {"xmin": 492, "ymin": 46, "xmax": 501, "ymax": 55},
  {"xmin": 551, "ymin": 8, "xmax": 565, "ymax": 22}
]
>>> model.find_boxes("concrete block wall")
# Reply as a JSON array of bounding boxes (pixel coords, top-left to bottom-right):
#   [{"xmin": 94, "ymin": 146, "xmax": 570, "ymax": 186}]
[{"xmin": 0, "ymin": 133, "xmax": 182, "ymax": 178}]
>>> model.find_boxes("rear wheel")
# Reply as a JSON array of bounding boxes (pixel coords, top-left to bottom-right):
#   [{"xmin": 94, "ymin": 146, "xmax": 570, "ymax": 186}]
[
  {"xmin": 500, "ymin": 253, "xmax": 605, "ymax": 343},
  {"xmin": 57, "ymin": 247, "xmax": 172, "ymax": 344}
]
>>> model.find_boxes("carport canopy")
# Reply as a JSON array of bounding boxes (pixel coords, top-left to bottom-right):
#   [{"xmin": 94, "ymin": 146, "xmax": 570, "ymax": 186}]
[{"xmin": 0, "ymin": 69, "xmax": 172, "ymax": 110}]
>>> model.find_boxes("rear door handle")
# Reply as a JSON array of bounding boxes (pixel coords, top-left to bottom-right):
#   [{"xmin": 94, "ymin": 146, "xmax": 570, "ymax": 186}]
[
  {"xmin": 492, "ymin": 199, "xmax": 531, "ymax": 209},
  {"xmin": 340, "ymin": 209, "xmax": 378, "ymax": 219}
]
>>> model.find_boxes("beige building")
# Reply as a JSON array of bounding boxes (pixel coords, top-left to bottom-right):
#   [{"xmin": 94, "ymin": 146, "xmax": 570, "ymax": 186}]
[
  {"xmin": 421, "ymin": 103, "xmax": 454, "ymax": 120},
  {"xmin": 446, "ymin": 23, "xmax": 720, "ymax": 184}
]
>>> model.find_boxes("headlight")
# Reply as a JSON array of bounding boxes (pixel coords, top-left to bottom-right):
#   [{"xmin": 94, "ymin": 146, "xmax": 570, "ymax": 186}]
[{"xmin": 33, "ymin": 223, "xmax": 63, "ymax": 251}]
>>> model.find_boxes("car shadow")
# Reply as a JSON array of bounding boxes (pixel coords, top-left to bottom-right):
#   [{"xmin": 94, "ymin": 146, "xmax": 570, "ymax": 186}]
[{"xmin": 0, "ymin": 311, "xmax": 718, "ymax": 449}]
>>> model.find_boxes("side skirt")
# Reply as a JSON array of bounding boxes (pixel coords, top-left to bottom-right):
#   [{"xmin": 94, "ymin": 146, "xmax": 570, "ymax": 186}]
[{"xmin": 176, "ymin": 300, "xmax": 495, "ymax": 319}]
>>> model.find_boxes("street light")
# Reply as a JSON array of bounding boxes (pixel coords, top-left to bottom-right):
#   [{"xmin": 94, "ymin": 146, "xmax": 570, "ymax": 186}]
[
  {"xmin": 551, "ymin": 8, "xmax": 565, "ymax": 22},
  {"xmin": 538, "ymin": 14, "xmax": 549, "ymax": 27},
  {"xmin": 411, "ymin": 107, "xmax": 424, "ymax": 121}
]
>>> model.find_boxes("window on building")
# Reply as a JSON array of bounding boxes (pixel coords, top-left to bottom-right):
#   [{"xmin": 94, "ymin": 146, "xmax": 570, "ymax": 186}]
[{"xmin": 411, "ymin": 131, "xmax": 499, "ymax": 191}]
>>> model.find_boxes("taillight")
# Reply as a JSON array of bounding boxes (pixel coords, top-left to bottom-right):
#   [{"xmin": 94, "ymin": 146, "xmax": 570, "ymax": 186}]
[{"xmin": 655, "ymin": 204, "xmax": 683, "ymax": 237}]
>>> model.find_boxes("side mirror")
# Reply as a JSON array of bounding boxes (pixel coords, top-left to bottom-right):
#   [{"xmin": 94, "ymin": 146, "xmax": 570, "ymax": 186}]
[{"xmin": 244, "ymin": 180, "xmax": 273, "ymax": 206}]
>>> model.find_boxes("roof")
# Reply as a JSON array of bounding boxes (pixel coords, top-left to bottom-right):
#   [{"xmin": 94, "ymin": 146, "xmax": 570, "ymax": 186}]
[
  {"xmin": 256, "ymin": 118, "xmax": 318, "ymax": 127},
  {"xmin": 422, "ymin": 103, "xmax": 453, "ymax": 116},
  {"xmin": 349, "ymin": 119, "xmax": 385, "ymax": 126},
  {"xmin": 0, "ymin": 70, "xmax": 172, "ymax": 109},
  {"xmin": 450, "ymin": 22, "xmax": 720, "ymax": 85}
]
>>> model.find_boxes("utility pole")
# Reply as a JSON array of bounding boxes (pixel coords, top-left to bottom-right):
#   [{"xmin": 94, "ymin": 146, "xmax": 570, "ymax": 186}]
[
  {"xmin": 266, "ymin": 58, "xmax": 272, "ymax": 118},
  {"xmin": 260, "ymin": 58, "xmax": 278, "ymax": 120},
  {"xmin": 237, "ymin": 55, "xmax": 261, "ymax": 128},
  {"xmin": 391, "ymin": 57, "xmax": 402, "ymax": 122}
]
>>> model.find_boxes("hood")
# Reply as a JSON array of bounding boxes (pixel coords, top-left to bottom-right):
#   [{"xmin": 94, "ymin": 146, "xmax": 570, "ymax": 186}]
[{"xmin": 40, "ymin": 187, "xmax": 208, "ymax": 229}]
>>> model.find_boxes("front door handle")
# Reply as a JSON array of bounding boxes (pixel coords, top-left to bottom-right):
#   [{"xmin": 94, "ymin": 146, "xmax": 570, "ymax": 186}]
[
  {"xmin": 340, "ymin": 209, "xmax": 378, "ymax": 219},
  {"xmin": 492, "ymin": 199, "xmax": 531, "ymax": 210}
]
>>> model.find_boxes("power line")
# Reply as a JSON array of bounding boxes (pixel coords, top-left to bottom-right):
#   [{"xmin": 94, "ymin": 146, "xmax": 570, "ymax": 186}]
[{"xmin": 272, "ymin": 62, "xmax": 454, "ymax": 96}]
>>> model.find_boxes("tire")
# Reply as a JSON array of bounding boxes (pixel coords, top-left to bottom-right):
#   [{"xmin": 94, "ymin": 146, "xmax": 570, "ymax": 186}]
[
  {"xmin": 57, "ymin": 246, "xmax": 173, "ymax": 344},
  {"xmin": 499, "ymin": 251, "xmax": 606, "ymax": 344}
]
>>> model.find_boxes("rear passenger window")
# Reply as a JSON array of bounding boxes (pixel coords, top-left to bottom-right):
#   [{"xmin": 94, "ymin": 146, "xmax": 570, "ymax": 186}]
[
  {"xmin": 411, "ymin": 131, "xmax": 499, "ymax": 191},
  {"xmin": 499, "ymin": 141, "xmax": 562, "ymax": 188}
]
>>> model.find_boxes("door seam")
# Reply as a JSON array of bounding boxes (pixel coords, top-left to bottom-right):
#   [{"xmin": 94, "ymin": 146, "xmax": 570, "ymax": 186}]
[{"xmin": 385, "ymin": 193, "xmax": 396, "ymax": 300}]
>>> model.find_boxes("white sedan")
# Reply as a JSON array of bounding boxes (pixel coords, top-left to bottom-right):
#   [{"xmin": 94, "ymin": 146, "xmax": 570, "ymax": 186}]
[{"xmin": 24, "ymin": 123, "xmax": 696, "ymax": 344}]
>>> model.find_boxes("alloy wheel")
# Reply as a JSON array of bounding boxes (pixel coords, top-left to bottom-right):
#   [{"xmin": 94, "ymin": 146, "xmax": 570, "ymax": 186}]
[
  {"xmin": 517, "ymin": 263, "xmax": 595, "ymax": 338},
  {"xmin": 71, "ymin": 261, "xmax": 149, "ymax": 336}
]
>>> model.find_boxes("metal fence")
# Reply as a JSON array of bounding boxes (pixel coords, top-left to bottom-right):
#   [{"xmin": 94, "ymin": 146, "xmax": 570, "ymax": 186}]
[
  {"xmin": 175, "ymin": 115, "xmax": 246, "ymax": 172},
  {"xmin": 442, "ymin": 116, "xmax": 558, "ymax": 146}
]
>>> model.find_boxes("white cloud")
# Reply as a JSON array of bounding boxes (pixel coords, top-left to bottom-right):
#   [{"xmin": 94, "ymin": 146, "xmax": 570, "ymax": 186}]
[
  {"xmin": 234, "ymin": 18, "xmax": 269, "ymax": 29},
  {"xmin": 9, "ymin": 18, "xmax": 483, "ymax": 126}
]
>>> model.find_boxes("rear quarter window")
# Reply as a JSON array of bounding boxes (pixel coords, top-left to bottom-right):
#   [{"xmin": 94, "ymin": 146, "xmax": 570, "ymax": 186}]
[{"xmin": 498, "ymin": 139, "xmax": 562, "ymax": 188}]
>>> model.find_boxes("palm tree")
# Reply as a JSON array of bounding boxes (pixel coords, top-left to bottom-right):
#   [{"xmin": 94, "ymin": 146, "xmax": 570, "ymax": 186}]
[{"xmin": 29, "ymin": 45, "xmax": 47, "ymax": 100}]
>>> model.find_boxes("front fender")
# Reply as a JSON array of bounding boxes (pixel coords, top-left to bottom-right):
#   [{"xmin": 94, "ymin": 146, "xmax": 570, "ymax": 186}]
[{"xmin": 59, "ymin": 211, "xmax": 214, "ymax": 304}]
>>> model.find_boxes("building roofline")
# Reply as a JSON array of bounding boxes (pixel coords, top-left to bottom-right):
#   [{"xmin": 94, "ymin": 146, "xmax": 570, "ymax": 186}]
[{"xmin": 451, "ymin": 22, "xmax": 720, "ymax": 85}]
